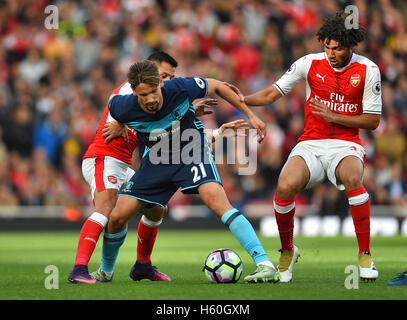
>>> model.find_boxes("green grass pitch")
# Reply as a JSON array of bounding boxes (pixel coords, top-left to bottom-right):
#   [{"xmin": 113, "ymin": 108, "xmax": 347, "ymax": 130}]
[{"xmin": 0, "ymin": 230, "xmax": 406, "ymax": 300}]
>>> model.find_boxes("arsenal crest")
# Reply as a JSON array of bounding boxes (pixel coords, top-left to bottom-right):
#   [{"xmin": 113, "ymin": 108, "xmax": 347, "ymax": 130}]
[
  {"xmin": 108, "ymin": 175, "xmax": 117, "ymax": 184},
  {"xmin": 350, "ymin": 74, "xmax": 361, "ymax": 87}
]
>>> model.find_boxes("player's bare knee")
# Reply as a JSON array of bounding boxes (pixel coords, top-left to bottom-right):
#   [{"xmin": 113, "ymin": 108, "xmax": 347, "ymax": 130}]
[
  {"xmin": 342, "ymin": 177, "xmax": 362, "ymax": 190},
  {"xmin": 94, "ymin": 190, "xmax": 118, "ymax": 216},
  {"xmin": 143, "ymin": 206, "xmax": 167, "ymax": 222},
  {"xmin": 108, "ymin": 212, "xmax": 127, "ymax": 233},
  {"xmin": 154, "ymin": 206, "xmax": 168, "ymax": 220},
  {"xmin": 342, "ymin": 175, "xmax": 363, "ymax": 190},
  {"xmin": 162, "ymin": 206, "xmax": 169, "ymax": 218},
  {"xmin": 277, "ymin": 178, "xmax": 300, "ymax": 199},
  {"xmin": 95, "ymin": 202, "xmax": 116, "ymax": 216}
]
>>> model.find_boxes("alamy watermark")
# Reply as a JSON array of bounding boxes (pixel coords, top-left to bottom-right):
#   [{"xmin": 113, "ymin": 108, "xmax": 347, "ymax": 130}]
[
  {"xmin": 44, "ymin": 5, "xmax": 59, "ymax": 30},
  {"xmin": 44, "ymin": 4, "xmax": 360, "ymax": 31},
  {"xmin": 344, "ymin": 265, "xmax": 359, "ymax": 289},
  {"xmin": 44, "ymin": 265, "xmax": 59, "ymax": 289},
  {"xmin": 344, "ymin": 5, "xmax": 359, "ymax": 30},
  {"xmin": 146, "ymin": 123, "xmax": 258, "ymax": 175}
]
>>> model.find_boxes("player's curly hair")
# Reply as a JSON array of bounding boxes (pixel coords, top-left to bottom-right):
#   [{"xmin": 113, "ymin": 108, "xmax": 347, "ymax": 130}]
[
  {"xmin": 127, "ymin": 60, "xmax": 161, "ymax": 90},
  {"xmin": 316, "ymin": 11, "xmax": 366, "ymax": 48}
]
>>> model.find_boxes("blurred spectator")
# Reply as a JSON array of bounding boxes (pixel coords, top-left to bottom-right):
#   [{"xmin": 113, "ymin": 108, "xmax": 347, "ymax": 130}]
[
  {"xmin": 33, "ymin": 100, "xmax": 68, "ymax": 167},
  {"xmin": 18, "ymin": 46, "xmax": 48, "ymax": 88},
  {"xmin": 0, "ymin": 127, "xmax": 8, "ymax": 164},
  {"xmin": 375, "ymin": 113, "xmax": 406, "ymax": 164},
  {"xmin": 229, "ymin": 30, "xmax": 261, "ymax": 80},
  {"xmin": 385, "ymin": 162, "xmax": 405, "ymax": 205},
  {"xmin": 2, "ymin": 104, "xmax": 34, "ymax": 158}
]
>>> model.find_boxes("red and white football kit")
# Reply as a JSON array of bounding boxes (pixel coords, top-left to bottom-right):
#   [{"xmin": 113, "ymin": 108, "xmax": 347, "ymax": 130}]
[
  {"xmin": 82, "ymin": 81, "xmax": 138, "ymax": 198},
  {"xmin": 73, "ymin": 82, "xmax": 163, "ymax": 270},
  {"xmin": 272, "ymin": 52, "xmax": 382, "ymax": 263},
  {"xmin": 274, "ymin": 52, "xmax": 382, "ymax": 190}
]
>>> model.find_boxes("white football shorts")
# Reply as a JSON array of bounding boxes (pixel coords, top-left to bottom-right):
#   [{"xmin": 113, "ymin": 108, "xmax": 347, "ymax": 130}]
[
  {"xmin": 82, "ymin": 156, "xmax": 136, "ymax": 199},
  {"xmin": 288, "ymin": 139, "xmax": 366, "ymax": 190}
]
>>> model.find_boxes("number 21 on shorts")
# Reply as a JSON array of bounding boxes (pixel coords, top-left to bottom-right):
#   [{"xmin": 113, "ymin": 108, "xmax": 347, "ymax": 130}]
[{"xmin": 191, "ymin": 163, "xmax": 207, "ymax": 183}]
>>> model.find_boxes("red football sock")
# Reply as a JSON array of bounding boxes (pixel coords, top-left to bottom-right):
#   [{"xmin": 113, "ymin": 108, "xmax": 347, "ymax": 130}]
[
  {"xmin": 274, "ymin": 196, "xmax": 295, "ymax": 252},
  {"xmin": 74, "ymin": 213, "xmax": 107, "ymax": 266},
  {"xmin": 347, "ymin": 187, "xmax": 370, "ymax": 255},
  {"xmin": 136, "ymin": 217, "xmax": 160, "ymax": 264}
]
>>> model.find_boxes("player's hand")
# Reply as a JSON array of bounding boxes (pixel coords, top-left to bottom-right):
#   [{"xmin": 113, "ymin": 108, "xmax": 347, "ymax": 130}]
[
  {"xmin": 309, "ymin": 98, "xmax": 337, "ymax": 122},
  {"xmin": 223, "ymin": 82, "xmax": 245, "ymax": 102},
  {"xmin": 248, "ymin": 115, "xmax": 266, "ymax": 143},
  {"xmin": 102, "ymin": 121, "xmax": 129, "ymax": 144},
  {"xmin": 219, "ymin": 119, "xmax": 250, "ymax": 138},
  {"xmin": 194, "ymin": 98, "xmax": 217, "ymax": 117}
]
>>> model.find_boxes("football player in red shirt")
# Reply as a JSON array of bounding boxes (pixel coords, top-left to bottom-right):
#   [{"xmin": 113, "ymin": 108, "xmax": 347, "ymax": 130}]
[{"xmin": 243, "ymin": 12, "xmax": 381, "ymax": 282}]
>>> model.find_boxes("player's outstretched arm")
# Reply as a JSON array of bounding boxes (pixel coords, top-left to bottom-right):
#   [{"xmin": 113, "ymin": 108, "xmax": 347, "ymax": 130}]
[
  {"xmin": 205, "ymin": 79, "xmax": 266, "ymax": 143},
  {"xmin": 223, "ymin": 82, "xmax": 245, "ymax": 102},
  {"xmin": 244, "ymin": 85, "xmax": 283, "ymax": 107}
]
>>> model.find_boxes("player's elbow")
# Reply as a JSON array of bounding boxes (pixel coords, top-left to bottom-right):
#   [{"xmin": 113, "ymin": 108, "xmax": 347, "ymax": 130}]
[
  {"xmin": 367, "ymin": 115, "xmax": 381, "ymax": 130},
  {"xmin": 362, "ymin": 114, "xmax": 380, "ymax": 130},
  {"xmin": 263, "ymin": 86, "xmax": 282, "ymax": 105},
  {"xmin": 370, "ymin": 120, "xmax": 380, "ymax": 130}
]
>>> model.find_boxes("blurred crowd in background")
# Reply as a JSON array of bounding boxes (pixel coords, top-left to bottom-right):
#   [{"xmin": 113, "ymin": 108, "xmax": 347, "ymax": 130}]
[{"xmin": 0, "ymin": 0, "xmax": 406, "ymax": 220}]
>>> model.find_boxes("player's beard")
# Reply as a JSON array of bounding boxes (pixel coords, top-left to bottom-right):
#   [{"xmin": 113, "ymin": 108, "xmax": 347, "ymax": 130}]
[{"xmin": 145, "ymin": 101, "xmax": 159, "ymax": 113}]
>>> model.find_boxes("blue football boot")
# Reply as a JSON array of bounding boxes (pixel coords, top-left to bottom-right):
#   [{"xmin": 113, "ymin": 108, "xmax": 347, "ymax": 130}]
[{"xmin": 385, "ymin": 271, "xmax": 407, "ymax": 286}]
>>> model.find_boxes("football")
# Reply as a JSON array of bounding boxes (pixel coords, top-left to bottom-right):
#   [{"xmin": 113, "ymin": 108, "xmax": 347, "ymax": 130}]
[{"xmin": 203, "ymin": 248, "xmax": 243, "ymax": 283}]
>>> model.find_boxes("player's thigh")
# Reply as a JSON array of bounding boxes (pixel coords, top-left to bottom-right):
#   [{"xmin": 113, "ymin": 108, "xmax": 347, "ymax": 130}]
[
  {"xmin": 93, "ymin": 188, "xmax": 119, "ymax": 216},
  {"xmin": 335, "ymin": 155, "xmax": 364, "ymax": 190},
  {"xmin": 198, "ymin": 182, "xmax": 233, "ymax": 218},
  {"xmin": 277, "ymin": 156, "xmax": 312, "ymax": 198},
  {"xmin": 82, "ymin": 156, "xmax": 129, "ymax": 200},
  {"xmin": 278, "ymin": 143, "xmax": 326, "ymax": 197}
]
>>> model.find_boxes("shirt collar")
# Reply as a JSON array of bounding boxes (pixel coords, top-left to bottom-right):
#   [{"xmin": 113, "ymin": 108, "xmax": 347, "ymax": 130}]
[{"xmin": 324, "ymin": 51, "xmax": 354, "ymax": 72}]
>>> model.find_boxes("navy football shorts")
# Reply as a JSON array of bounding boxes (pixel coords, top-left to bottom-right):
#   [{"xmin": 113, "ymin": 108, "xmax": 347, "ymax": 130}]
[{"xmin": 119, "ymin": 144, "xmax": 222, "ymax": 208}]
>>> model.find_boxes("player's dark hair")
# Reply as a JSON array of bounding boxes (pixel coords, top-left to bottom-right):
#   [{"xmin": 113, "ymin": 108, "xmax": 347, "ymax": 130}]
[
  {"xmin": 127, "ymin": 60, "xmax": 160, "ymax": 90},
  {"xmin": 147, "ymin": 51, "xmax": 178, "ymax": 68},
  {"xmin": 316, "ymin": 11, "xmax": 366, "ymax": 48}
]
